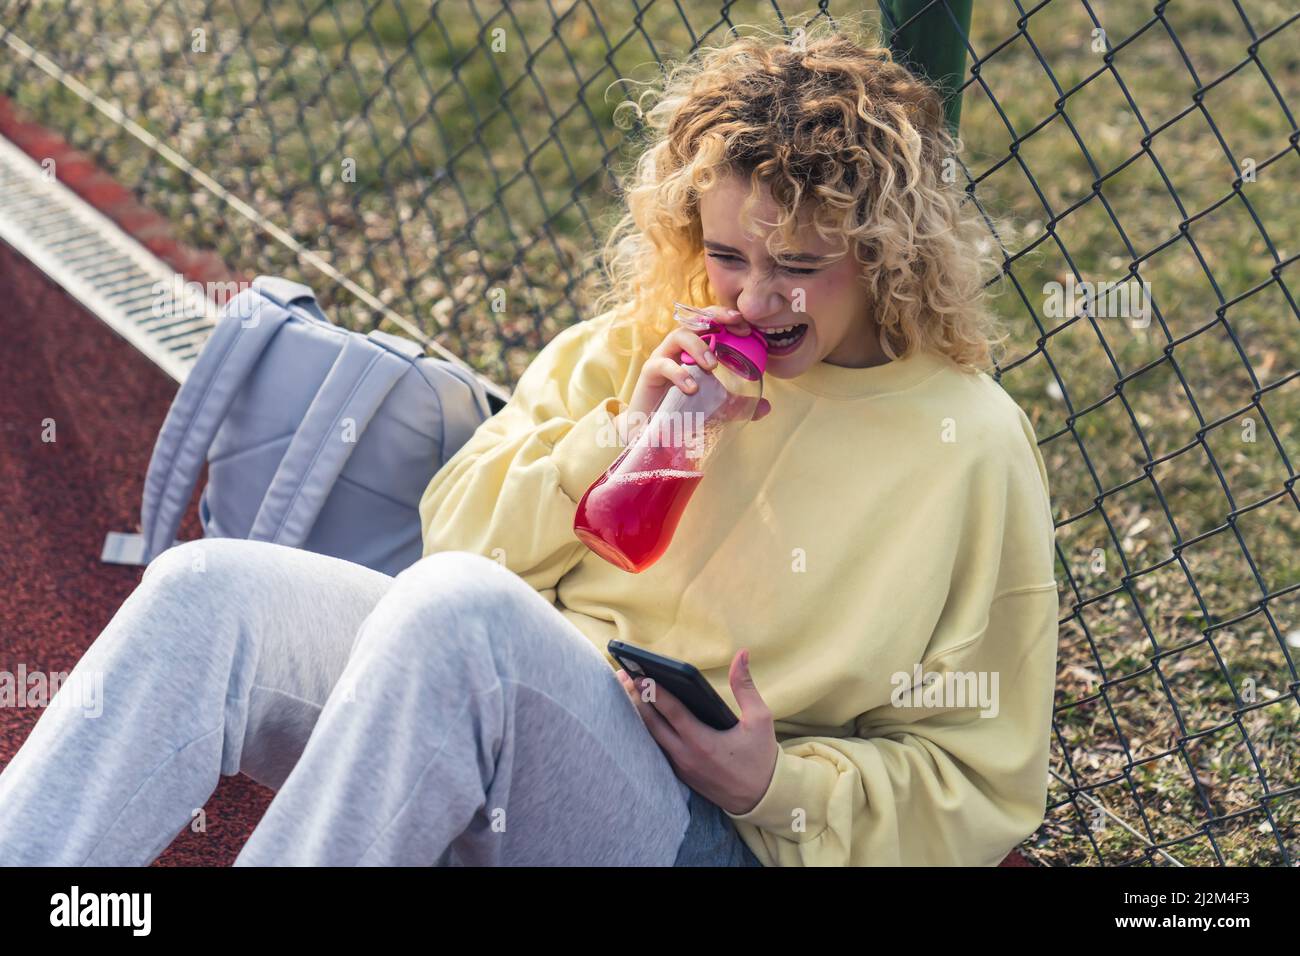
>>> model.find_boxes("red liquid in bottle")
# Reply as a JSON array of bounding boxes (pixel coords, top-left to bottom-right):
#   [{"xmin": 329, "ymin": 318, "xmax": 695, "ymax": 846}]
[{"xmin": 574, "ymin": 441, "xmax": 704, "ymax": 573}]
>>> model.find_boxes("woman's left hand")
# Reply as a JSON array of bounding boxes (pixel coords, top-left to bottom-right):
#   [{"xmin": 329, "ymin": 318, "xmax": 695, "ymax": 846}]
[{"xmin": 617, "ymin": 648, "xmax": 780, "ymax": 816}]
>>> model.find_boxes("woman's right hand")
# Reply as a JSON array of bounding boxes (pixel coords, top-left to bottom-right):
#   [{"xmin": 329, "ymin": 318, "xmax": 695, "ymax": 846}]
[{"xmin": 615, "ymin": 306, "xmax": 772, "ymax": 444}]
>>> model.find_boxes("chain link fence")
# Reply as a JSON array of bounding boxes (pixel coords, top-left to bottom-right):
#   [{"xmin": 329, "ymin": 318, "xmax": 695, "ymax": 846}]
[{"xmin": 1, "ymin": 0, "xmax": 1297, "ymax": 866}]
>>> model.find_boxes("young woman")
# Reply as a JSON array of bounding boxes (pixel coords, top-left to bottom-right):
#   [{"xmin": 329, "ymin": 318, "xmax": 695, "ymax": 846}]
[{"xmin": 0, "ymin": 23, "xmax": 1058, "ymax": 867}]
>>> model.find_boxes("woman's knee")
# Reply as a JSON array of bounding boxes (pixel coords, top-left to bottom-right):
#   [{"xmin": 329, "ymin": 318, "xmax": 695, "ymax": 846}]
[
  {"xmin": 140, "ymin": 537, "xmax": 208, "ymax": 584},
  {"xmin": 395, "ymin": 550, "xmax": 529, "ymax": 611},
  {"xmin": 134, "ymin": 539, "xmax": 286, "ymax": 644},
  {"xmin": 355, "ymin": 550, "xmax": 535, "ymax": 659},
  {"xmin": 141, "ymin": 537, "xmax": 274, "ymax": 587}
]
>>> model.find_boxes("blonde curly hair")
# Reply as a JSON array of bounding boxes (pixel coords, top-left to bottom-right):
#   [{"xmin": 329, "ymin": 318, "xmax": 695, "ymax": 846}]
[{"xmin": 588, "ymin": 14, "xmax": 1008, "ymax": 372}]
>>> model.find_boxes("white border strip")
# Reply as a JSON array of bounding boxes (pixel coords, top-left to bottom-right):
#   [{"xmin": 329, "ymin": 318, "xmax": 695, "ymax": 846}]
[{"xmin": 0, "ymin": 133, "xmax": 209, "ymax": 383}]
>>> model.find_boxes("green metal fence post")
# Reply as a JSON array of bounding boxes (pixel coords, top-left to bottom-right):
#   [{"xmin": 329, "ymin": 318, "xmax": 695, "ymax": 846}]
[{"xmin": 879, "ymin": 0, "xmax": 975, "ymax": 136}]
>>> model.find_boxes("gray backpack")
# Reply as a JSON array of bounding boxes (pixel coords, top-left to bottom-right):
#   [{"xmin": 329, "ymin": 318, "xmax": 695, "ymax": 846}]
[{"xmin": 101, "ymin": 275, "xmax": 498, "ymax": 576}]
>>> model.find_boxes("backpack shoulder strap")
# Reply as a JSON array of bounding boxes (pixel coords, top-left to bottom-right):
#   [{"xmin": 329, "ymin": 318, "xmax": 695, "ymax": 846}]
[
  {"xmin": 105, "ymin": 277, "xmax": 305, "ymax": 565},
  {"xmin": 246, "ymin": 331, "xmax": 410, "ymax": 549}
]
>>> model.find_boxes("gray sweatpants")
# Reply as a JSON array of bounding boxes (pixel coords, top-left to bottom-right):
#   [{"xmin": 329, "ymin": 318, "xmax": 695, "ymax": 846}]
[{"xmin": 0, "ymin": 539, "xmax": 761, "ymax": 866}]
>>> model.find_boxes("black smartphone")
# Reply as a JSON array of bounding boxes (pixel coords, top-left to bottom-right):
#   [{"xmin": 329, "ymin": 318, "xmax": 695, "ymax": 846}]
[{"xmin": 609, "ymin": 639, "xmax": 739, "ymax": 731}]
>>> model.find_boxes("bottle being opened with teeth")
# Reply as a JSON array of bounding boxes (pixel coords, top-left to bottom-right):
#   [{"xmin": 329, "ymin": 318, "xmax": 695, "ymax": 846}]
[{"xmin": 573, "ymin": 303, "xmax": 769, "ymax": 573}]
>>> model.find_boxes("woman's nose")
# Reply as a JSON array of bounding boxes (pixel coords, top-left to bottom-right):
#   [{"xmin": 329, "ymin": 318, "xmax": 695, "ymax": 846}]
[{"xmin": 736, "ymin": 287, "xmax": 785, "ymax": 325}]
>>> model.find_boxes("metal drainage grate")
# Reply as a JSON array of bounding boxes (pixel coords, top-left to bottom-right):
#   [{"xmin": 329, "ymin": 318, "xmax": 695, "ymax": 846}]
[{"xmin": 0, "ymin": 133, "xmax": 217, "ymax": 384}]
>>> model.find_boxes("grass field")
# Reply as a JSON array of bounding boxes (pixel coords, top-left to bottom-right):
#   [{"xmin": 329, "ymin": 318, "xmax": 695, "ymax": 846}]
[{"xmin": 1, "ymin": 0, "xmax": 1297, "ymax": 865}]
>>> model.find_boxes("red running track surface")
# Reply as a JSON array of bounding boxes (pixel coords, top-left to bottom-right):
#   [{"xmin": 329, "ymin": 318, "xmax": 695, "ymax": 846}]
[{"xmin": 0, "ymin": 238, "xmax": 274, "ymax": 865}]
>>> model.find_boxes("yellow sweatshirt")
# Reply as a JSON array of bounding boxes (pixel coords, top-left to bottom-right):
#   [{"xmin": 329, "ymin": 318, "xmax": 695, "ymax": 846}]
[{"xmin": 419, "ymin": 308, "xmax": 1060, "ymax": 867}]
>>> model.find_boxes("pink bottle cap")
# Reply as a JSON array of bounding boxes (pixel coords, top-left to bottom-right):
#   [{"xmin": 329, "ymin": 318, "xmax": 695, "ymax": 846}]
[{"xmin": 680, "ymin": 321, "xmax": 768, "ymax": 379}]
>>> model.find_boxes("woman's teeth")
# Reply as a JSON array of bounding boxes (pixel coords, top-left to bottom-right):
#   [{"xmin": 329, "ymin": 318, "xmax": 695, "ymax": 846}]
[{"xmin": 760, "ymin": 323, "xmax": 808, "ymax": 352}]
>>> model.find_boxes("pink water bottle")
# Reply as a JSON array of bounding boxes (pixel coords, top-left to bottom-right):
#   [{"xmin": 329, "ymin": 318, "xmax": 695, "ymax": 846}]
[{"xmin": 573, "ymin": 303, "xmax": 769, "ymax": 573}]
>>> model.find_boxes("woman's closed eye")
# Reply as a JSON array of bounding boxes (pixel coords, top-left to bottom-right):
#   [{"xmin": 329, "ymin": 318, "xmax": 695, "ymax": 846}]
[{"xmin": 706, "ymin": 252, "xmax": 820, "ymax": 276}]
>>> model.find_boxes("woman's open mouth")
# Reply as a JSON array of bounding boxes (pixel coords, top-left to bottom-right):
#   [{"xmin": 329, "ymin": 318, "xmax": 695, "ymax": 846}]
[{"xmin": 758, "ymin": 323, "xmax": 808, "ymax": 356}]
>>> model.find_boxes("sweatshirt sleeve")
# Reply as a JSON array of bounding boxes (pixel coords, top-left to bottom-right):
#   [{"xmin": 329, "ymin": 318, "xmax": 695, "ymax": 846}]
[
  {"xmin": 725, "ymin": 583, "xmax": 1060, "ymax": 866},
  {"xmin": 418, "ymin": 312, "xmax": 636, "ymax": 599}
]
